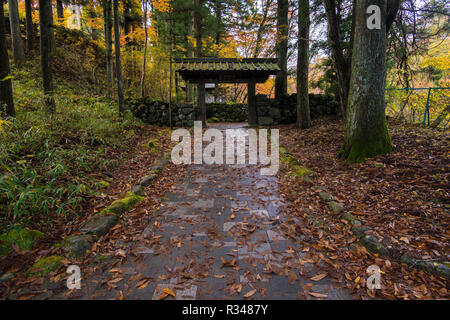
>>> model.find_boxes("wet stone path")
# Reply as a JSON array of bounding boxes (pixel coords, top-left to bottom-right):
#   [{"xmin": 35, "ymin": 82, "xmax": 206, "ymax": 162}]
[{"xmin": 82, "ymin": 123, "xmax": 352, "ymax": 300}]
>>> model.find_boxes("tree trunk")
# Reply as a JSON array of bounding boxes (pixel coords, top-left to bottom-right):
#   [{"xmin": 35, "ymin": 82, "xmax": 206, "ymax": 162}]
[
  {"xmin": 323, "ymin": 0, "xmax": 350, "ymax": 117},
  {"xmin": 48, "ymin": 0, "xmax": 55, "ymax": 54},
  {"xmin": 7, "ymin": 0, "xmax": 25, "ymax": 66},
  {"xmin": 296, "ymin": 0, "xmax": 311, "ymax": 129},
  {"xmin": 0, "ymin": 0, "xmax": 15, "ymax": 116},
  {"xmin": 140, "ymin": 0, "xmax": 148, "ymax": 97},
  {"xmin": 338, "ymin": 0, "xmax": 393, "ymax": 162},
  {"xmin": 186, "ymin": 9, "xmax": 194, "ymax": 103},
  {"xmin": 124, "ymin": 0, "xmax": 131, "ymax": 37},
  {"xmin": 275, "ymin": 0, "xmax": 288, "ymax": 99},
  {"xmin": 194, "ymin": 0, "xmax": 203, "ymax": 57},
  {"xmin": 103, "ymin": 0, "xmax": 113, "ymax": 98},
  {"xmin": 56, "ymin": 0, "xmax": 64, "ymax": 22},
  {"xmin": 25, "ymin": 0, "xmax": 33, "ymax": 52},
  {"xmin": 113, "ymin": 0, "xmax": 124, "ymax": 116},
  {"xmin": 431, "ymin": 105, "xmax": 450, "ymax": 128},
  {"xmin": 39, "ymin": 0, "xmax": 56, "ymax": 112}
]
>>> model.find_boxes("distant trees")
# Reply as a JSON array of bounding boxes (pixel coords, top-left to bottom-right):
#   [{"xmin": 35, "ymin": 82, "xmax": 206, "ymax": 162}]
[
  {"xmin": 0, "ymin": 0, "xmax": 14, "ymax": 116},
  {"xmin": 297, "ymin": 0, "xmax": 311, "ymax": 129},
  {"xmin": 7, "ymin": 0, "xmax": 25, "ymax": 66}
]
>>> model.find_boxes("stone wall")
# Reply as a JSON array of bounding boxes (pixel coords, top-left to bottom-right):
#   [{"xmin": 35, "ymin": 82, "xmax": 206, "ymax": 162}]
[
  {"xmin": 255, "ymin": 94, "xmax": 339, "ymax": 126},
  {"xmin": 127, "ymin": 93, "xmax": 338, "ymax": 127}
]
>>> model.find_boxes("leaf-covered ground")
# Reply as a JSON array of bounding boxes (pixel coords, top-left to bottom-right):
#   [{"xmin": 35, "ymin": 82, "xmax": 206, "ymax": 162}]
[
  {"xmin": 1, "ymin": 118, "xmax": 448, "ymax": 300},
  {"xmin": 278, "ymin": 116, "xmax": 449, "ymax": 299}
]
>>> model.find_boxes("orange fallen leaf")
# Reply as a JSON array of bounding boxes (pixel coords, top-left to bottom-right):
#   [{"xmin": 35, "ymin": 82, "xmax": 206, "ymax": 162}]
[
  {"xmin": 308, "ymin": 291, "xmax": 328, "ymax": 298},
  {"xmin": 243, "ymin": 289, "xmax": 256, "ymax": 298},
  {"xmin": 311, "ymin": 273, "xmax": 327, "ymax": 281},
  {"xmin": 163, "ymin": 288, "xmax": 176, "ymax": 297}
]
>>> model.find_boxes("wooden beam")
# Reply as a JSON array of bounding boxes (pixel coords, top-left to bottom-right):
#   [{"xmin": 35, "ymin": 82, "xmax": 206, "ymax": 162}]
[
  {"xmin": 248, "ymin": 79, "xmax": 257, "ymax": 126},
  {"xmin": 198, "ymin": 79, "xmax": 206, "ymax": 126}
]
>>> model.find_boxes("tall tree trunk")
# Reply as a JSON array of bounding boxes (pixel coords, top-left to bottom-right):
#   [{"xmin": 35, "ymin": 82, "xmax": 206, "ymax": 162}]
[
  {"xmin": 186, "ymin": 8, "xmax": 194, "ymax": 103},
  {"xmin": 275, "ymin": 0, "xmax": 288, "ymax": 99},
  {"xmin": 56, "ymin": 0, "xmax": 64, "ymax": 22},
  {"xmin": 323, "ymin": 0, "xmax": 350, "ymax": 117},
  {"xmin": 297, "ymin": 0, "xmax": 311, "ymax": 129},
  {"xmin": 25, "ymin": 0, "xmax": 33, "ymax": 52},
  {"xmin": 124, "ymin": 0, "xmax": 131, "ymax": 37},
  {"xmin": 113, "ymin": 0, "xmax": 124, "ymax": 115},
  {"xmin": 48, "ymin": 0, "xmax": 55, "ymax": 54},
  {"xmin": 0, "ymin": 0, "xmax": 14, "ymax": 116},
  {"xmin": 194, "ymin": 0, "xmax": 203, "ymax": 57},
  {"xmin": 140, "ymin": 0, "xmax": 148, "ymax": 97},
  {"xmin": 7, "ymin": 0, "xmax": 25, "ymax": 66},
  {"xmin": 213, "ymin": 0, "xmax": 222, "ymax": 46},
  {"xmin": 39, "ymin": 0, "xmax": 56, "ymax": 112},
  {"xmin": 338, "ymin": 0, "xmax": 396, "ymax": 162},
  {"xmin": 103, "ymin": 0, "xmax": 113, "ymax": 98}
]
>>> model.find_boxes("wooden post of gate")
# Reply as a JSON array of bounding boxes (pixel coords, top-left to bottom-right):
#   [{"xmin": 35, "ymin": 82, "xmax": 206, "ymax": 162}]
[
  {"xmin": 248, "ymin": 79, "xmax": 257, "ymax": 126},
  {"xmin": 198, "ymin": 79, "xmax": 206, "ymax": 126}
]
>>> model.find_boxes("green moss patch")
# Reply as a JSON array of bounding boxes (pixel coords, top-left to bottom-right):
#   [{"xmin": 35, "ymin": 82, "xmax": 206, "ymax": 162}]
[
  {"xmin": 0, "ymin": 227, "xmax": 45, "ymax": 257},
  {"xmin": 103, "ymin": 192, "xmax": 145, "ymax": 215},
  {"xmin": 27, "ymin": 255, "xmax": 63, "ymax": 277}
]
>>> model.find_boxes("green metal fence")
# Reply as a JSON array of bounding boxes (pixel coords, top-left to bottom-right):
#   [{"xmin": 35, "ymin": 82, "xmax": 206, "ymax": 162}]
[{"xmin": 385, "ymin": 87, "xmax": 450, "ymax": 128}]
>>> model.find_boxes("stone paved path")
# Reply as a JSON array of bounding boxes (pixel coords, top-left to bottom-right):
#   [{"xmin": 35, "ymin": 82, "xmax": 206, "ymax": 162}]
[{"xmin": 78, "ymin": 123, "xmax": 353, "ymax": 300}]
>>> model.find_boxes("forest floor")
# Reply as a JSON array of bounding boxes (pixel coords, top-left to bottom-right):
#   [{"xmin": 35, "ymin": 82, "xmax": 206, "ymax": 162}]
[{"xmin": 1, "ymin": 118, "xmax": 448, "ymax": 300}]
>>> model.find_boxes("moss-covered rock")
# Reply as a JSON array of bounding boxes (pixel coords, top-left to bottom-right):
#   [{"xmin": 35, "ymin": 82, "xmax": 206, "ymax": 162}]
[
  {"xmin": 27, "ymin": 255, "xmax": 63, "ymax": 276},
  {"xmin": 341, "ymin": 212, "xmax": 362, "ymax": 226},
  {"xmin": 0, "ymin": 227, "xmax": 45, "ymax": 256},
  {"xmin": 328, "ymin": 201, "xmax": 344, "ymax": 214},
  {"xmin": 80, "ymin": 214, "xmax": 119, "ymax": 237},
  {"xmin": 140, "ymin": 174, "xmax": 157, "ymax": 187},
  {"xmin": 319, "ymin": 192, "xmax": 333, "ymax": 202},
  {"xmin": 64, "ymin": 234, "xmax": 95, "ymax": 258},
  {"xmin": 105, "ymin": 192, "xmax": 145, "ymax": 215}
]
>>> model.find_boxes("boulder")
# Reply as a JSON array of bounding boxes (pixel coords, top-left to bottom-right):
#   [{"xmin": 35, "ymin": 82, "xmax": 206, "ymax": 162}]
[{"xmin": 80, "ymin": 214, "xmax": 119, "ymax": 237}]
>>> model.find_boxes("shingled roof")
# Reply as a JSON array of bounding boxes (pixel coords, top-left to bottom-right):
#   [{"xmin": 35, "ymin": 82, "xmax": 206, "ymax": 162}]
[
  {"xmin": 174, "ymin": 58, "xmax": 279, "ymax": 83},
  {"xmin": 175, "ymin": 58, "xmax": 280, "ymax": 72}
]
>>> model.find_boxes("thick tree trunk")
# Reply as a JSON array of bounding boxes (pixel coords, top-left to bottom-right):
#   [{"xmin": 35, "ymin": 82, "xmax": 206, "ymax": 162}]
[
  {"xmin": 296, "ymin": 0, "xmax": 311, "ymax": 129},
  {"xmin": 56, "ymin": 0, "xmax": 64, "ymax": 22},
  {"xmin": 39, "ymin": 0, "xmax": 56, "ymax": 112},
  {"xmin": 275, "ymin": 0, "xmax": 288, "ymax": 99},
  {"xmin": 113, "ymin": 0, "xmax": 124, "ymax": 115},
  {"xmin": 338, "ymin": 0, "xmax": 393, "ymax": 162},
  {"xmin": 25, "ymin": 0, "xmax": 33, "ymax": 52},
  {"xmin": 7, "ymin": 0, "xmax": 25, "ymax": 66},
  {"xmin": 0, "ymin": 0, "xmax": 15, "ymax": 116},
  {"xmin": 103, "ymin": 0, "xmax": 113, "ymax": 98},
  {"xmin": 323, "ymin": 0, "xmax": 350, "ymax": 117}
]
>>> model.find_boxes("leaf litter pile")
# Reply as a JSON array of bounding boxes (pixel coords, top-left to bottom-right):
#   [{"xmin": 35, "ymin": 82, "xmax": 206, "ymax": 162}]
[{"xmin": 278, "ymin": 116, "xmax": 449, "ymax": 299}]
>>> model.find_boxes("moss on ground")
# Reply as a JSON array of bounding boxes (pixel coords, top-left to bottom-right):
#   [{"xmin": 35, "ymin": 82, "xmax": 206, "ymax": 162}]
[
  {"xmin": 27, "ymin": 255, "xmax": 63, "ymax": 276},
  {"xmin": 0, "ymin": 227, "xmax": 45, "ymax": 257}
]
